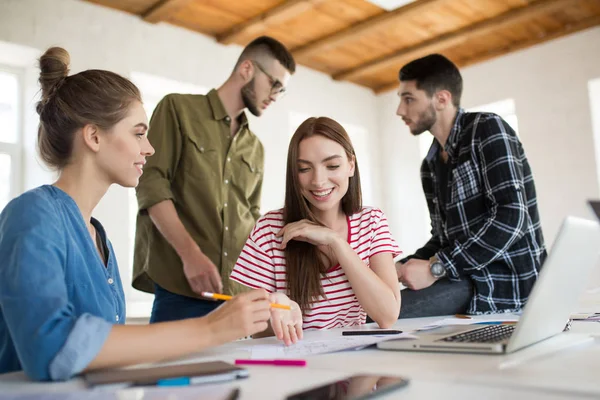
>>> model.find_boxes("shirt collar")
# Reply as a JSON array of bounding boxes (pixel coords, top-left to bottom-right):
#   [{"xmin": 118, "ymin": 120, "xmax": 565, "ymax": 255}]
[
  {"xmin": 445, "ymin": 108, "xmax": 465, "ymax": 160},
  {"xmin": 424, "ymin": 108, "xmax": 464, "ymax": 164},
  {"xmin": 207, "ymin": 89, "xmax": 249, "ymax": 128}
]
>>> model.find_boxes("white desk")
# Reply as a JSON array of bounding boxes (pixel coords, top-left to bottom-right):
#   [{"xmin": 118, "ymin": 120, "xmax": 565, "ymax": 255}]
[{"xmin": 2, "ymin": 291, "xmax": 600, "ymax": 399}]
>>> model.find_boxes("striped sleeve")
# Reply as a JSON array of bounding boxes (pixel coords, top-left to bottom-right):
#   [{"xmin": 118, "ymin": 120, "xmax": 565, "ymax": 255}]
[
  {"xmin": 368, "ymin": 208, "xmax": 402, "ymax": 259},
  {"xmin": 230, "ymin": 214, "xmax": 281, "ymax": 292}
]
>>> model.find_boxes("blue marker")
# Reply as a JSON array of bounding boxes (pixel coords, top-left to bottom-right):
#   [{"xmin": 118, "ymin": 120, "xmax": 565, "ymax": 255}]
[{"xmin": 156, "ymin": 376, "xmax": 191, "ymax": 386}]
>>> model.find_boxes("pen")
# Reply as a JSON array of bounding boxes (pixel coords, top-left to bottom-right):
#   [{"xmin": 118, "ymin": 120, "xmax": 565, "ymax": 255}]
[
  {"xmin": 234, "ymin": 359, "xmax": 306, "ymax": 367},
  {"xmin": 156, "ymin": 376, "xmax": 192, "ymax": 386},
  {"xmin": 201, "ymin": 292, "xmax": 291, "ymax": 310}
]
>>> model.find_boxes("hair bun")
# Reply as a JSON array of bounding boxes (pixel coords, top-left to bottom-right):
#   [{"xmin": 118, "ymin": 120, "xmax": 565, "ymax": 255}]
[{"xmin": 38, "ymin": 47, "xmax": 70, "ymax": 110}]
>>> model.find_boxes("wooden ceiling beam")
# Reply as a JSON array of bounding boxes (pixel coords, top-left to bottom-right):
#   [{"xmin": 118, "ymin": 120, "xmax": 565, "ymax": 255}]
[
  {"xmin": 373, "ymin": 13, "xmax": 600, "ymax": 94},
  {"xmin": 291, "ymin": 0, "xmax": 448, "ymax": 60},
  {"xmin": 335, "ymin": 0, "xmax": 574, "ymax": 82},
  {"xmin": 217, "ymin": 0, "xmax": 326, "ymax": 45},
  {"xmin": 142, "ymin": 0, "xmax": 196, "ymax": 23}
]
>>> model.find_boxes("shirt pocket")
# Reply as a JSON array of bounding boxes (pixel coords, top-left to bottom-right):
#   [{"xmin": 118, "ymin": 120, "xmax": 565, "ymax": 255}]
[
  {"xmin": 232, "ymin": 154, "xmax": 262, "ymax": 198},
  {"xmin": 450, "ymin": 160, "xmax": 481, "ymax": 203},
  {"xmin": 182, "ymin": 135, "xmax": 218, "ymax": 181}
]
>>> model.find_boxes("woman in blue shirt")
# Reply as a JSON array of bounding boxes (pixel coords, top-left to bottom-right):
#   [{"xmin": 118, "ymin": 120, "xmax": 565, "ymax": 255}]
[{"xmin": 0, "ymin": 47, "xmax": 275, "ymax": 381}]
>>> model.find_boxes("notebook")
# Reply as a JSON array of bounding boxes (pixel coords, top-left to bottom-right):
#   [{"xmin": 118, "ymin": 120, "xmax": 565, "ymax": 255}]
[
  {"xmin": 84, "ymin": 360, "xmax": 248, "ymax": 387},
  {"xmin": 378, "ymin": 216, "xmax": 600, "ymax": 354}
]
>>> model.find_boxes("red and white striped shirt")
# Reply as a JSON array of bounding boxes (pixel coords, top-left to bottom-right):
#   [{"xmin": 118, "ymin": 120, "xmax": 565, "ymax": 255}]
[{"xmin": 230, "ymin": 207, "xmax": 401, "ymax": 330}]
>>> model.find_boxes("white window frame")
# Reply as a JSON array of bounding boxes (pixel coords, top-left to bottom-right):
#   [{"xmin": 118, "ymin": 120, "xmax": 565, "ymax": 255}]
[
  {"xmin": 588, "ymin": 78, "xmax": 600, "ymax": 197},
  {"xmin": 0, "ymin": 64, "xmax": 24, "ymax": 210}
]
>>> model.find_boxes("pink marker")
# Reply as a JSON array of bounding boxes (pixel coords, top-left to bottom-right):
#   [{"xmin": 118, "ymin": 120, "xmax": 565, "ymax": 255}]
[{"xmin": 235, "ymin": 359, "xmax": 307, "ymax": 367}]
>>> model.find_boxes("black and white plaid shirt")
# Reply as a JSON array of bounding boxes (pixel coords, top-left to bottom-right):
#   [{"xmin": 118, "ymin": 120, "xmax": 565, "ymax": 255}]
[{"xmin": 408, "ymin": 109, "xmax": 547, "ymax": 314}]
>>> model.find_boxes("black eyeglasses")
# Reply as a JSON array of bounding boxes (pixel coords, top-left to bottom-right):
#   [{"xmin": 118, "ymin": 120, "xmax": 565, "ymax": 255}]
[{"xmin": 252, "ymin": 61, "xmax": 286, "ymax": 97}]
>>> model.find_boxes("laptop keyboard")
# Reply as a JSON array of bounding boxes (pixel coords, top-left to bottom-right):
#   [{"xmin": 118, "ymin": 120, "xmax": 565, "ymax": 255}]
[{"xmin": 438, "ymin": 324, "xmax": 516, "ymax": 344}]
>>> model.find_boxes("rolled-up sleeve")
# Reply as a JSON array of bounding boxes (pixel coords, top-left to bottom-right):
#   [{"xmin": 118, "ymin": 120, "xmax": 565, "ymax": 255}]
[
  {"xmin": 49, "ymin": 313, "xmax": 112, "ymax": 380},
  {"xmin": 0, "ymin": 199, "xmax": 111, "ymax": 381},
  {"xmin": 136, "ymin": 94, "xmax": 183, "ymax": 211}
]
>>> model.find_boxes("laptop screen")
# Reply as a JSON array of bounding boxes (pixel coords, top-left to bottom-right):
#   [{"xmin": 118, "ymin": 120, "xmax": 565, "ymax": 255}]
[{"xmin": 590, "ymin": 201, "xmax": 600, "ymax": 220}]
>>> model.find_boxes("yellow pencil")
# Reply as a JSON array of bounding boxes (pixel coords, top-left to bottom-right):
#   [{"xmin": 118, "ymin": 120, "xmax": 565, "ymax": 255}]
[{"xmin": 201, "ymin": 292, "xmax": 291, "ymax": 310}]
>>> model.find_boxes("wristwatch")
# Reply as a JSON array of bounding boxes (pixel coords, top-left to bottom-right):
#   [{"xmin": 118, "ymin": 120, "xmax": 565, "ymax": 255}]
[{"xmin": 429, "ymin": 255, "xmax": 447, "ymax": 279}]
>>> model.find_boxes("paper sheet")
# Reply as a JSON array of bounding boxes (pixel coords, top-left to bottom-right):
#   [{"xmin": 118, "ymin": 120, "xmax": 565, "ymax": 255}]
[{"xmin": 245, "ymin": 332, "xmax": 417, "ymax": 359}]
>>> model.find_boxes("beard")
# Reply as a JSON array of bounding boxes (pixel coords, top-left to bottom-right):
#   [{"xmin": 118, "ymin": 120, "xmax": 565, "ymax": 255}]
[
  {"xmin": 410, "ymin": 103, "xmax": 437, "ymax": 136},
  {"xmin": 241, "ymin": 78, "xmax": 262, "ymax": 117}
]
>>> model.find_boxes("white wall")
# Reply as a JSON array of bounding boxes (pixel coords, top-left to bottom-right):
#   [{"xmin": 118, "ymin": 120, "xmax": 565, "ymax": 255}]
[
  {"xmin": 0, "ymin": 0, "xmax": 380, "ymax": 313},
  {"xmin": 377, "ymin": 27, "xmax": 600, "ymax": 254}
]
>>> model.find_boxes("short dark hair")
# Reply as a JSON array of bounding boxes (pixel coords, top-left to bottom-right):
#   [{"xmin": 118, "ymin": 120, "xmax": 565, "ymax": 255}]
[
  {"xmin": 236, "ymin": 36, "xmax": 296, "ymax": 74},
  {"xmin": 399, "ymin": 54, "xmax": 463, "ymax": 107}
]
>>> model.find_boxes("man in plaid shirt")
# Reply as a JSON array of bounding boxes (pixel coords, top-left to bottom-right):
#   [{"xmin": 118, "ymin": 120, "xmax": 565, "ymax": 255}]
[{"xmin": 395, "ymin": 54, "xmax": 546, "ymax": 316}]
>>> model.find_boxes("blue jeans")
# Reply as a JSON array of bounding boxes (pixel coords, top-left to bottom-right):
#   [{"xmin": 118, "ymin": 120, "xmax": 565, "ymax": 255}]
[
  {"xmin": 367, "ymin": 278, "xmax": 473, "ymax": 322},
  {"xmin": 398, "ymin": 278, "xmax": 473, "ymax": 319},
  {"xmin": 149, "ymin": 283, "xmax": 222, "ymax": 323}
]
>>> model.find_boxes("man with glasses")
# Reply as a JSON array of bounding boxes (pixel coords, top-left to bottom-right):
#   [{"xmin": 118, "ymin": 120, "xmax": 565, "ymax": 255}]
[{"xmin": 133, "ymin": 36, "xmax": 296, "ymax": 322}]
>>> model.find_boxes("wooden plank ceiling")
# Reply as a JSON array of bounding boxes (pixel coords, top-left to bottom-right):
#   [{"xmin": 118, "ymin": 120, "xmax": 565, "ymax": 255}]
[{"xmin": 82, "ymin": 0, "xmax": 600, "ymax": 93}]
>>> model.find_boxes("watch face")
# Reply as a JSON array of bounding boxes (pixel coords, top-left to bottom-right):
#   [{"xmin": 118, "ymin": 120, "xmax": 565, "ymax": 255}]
[{"xmin": 431, "ymin": 262, "xmax": 445, "ymax": 277}]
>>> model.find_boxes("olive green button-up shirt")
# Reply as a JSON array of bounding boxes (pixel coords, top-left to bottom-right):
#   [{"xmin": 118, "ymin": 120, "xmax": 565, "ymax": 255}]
[{"xmin": 133, "ymin": 89, "xmax": 264, "ymax": 298}]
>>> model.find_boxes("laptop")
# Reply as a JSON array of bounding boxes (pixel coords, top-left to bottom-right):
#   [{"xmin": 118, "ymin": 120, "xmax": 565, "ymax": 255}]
[{"xmin": 378, "ymin": 216, "xmax": 600, "ymax": 354}]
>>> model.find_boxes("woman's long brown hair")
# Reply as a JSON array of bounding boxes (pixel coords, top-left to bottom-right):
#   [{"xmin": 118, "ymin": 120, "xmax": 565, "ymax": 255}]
[{"xmin": 283, "ymin": 117, "xmax": 362, "ymax": 312}]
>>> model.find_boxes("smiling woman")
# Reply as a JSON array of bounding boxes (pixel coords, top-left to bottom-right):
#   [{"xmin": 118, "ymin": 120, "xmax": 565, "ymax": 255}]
[{"xmin": 231, "ymin": 116, "xmax": 402, "ymax": 337}]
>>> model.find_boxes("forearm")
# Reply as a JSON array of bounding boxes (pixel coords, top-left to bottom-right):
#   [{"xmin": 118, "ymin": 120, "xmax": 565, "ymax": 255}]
[
  {"xmin": 85, "ymin": 318, "xmax": 217, "ymax": 371},
  {"xmin": 332, "ymin": 238, "xmax": 399, "ymax": 328},
  {"xmin": 148, "ymin": 200, "xmax": 200, "ymax": 259}
]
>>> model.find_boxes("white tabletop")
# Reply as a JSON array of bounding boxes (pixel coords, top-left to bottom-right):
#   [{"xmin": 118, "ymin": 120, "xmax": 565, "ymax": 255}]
[{"xmin": 2, "ymin": 293, "xmax": 600, "ymax": 399}]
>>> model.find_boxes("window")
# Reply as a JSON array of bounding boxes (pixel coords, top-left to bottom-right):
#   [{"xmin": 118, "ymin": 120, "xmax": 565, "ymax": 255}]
[
  {"xmin": 0, "ymin": 66, "xmax": 22, "ymax": 213},
  {"xmin": 589, "ymin": 78, "xmax": 600, "ymax": 196},
  {"xmin": 126, "ymin": 72, "xmax": 207, "ymax": 316},
  {"xmin": 469, "ymin": 98, "xmax": 519, "ymax": 135},
  {"xmin": 288, "ymin": 112, "xmax": 375, "ymax": 206}
]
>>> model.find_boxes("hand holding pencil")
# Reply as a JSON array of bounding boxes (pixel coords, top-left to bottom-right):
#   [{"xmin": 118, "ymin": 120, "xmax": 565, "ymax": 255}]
[
  {"xmin": 201, "ymin": 292, "xmax": 291, "ymax": 310},
  {"xmin": 203, "ymin": 289, "xmax": 272, "ymax": 342},
  {"xmin": 202, "ymin": 290, "xmax": 303, "ymax": 346}
]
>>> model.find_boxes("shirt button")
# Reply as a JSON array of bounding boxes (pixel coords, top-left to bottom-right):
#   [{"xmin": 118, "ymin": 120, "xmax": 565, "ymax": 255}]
[
  {"xmin": 225, "ymin": 226, "xmax": 229, "ymax": 231},
  {"xmin": 108, "ymin": 278, "xmax": 114, "ymax": 285},
  {"xmin": 224, "ymin": 251, "xmax": 228, "ymax": 257},
  {"xmin": 115, "ymin": 315, "xmax": 119, "ymax": 322},
  {"xmin": 227, "ymin": 157, "xmax": 231, "ymax": 162},
  {"xmin": 225, "ymin": 179, "xmax": 229, "ymax": 184},
  {"xmin": 224, "ymin": 203, "xmax": 228, "ymax": 207},
  {"xmin": 199, "ymin": 146, "xmax": 204, "ymax": 153},
  {"xmin": 225, "ymin": 116, "xmax": 231, "ymax": 122},
  {"xmin": 433, "ymin": 198, "xmax": 438, "ymax": 203}
]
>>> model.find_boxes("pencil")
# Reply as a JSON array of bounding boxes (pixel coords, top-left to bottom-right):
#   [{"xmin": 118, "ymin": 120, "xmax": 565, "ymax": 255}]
[{"xmin": 201, "ymin": 292, "xmax": 291, "ymax": 310}]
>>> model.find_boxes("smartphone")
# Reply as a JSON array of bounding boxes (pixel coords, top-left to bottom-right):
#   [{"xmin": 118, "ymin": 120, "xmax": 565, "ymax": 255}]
[
  {"xmin": 342, "ymin": 329, "xmax": 403, "ymax": 336},
  {"xmin": 285, "ymin": 374, "xmax": 409, "ymax": 400}
]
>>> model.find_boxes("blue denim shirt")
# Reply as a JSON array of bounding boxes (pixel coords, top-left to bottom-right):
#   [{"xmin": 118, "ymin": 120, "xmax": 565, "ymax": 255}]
[{"xmin": 0, "ymin": 185, "xmax": 125, "ymax": 381}]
